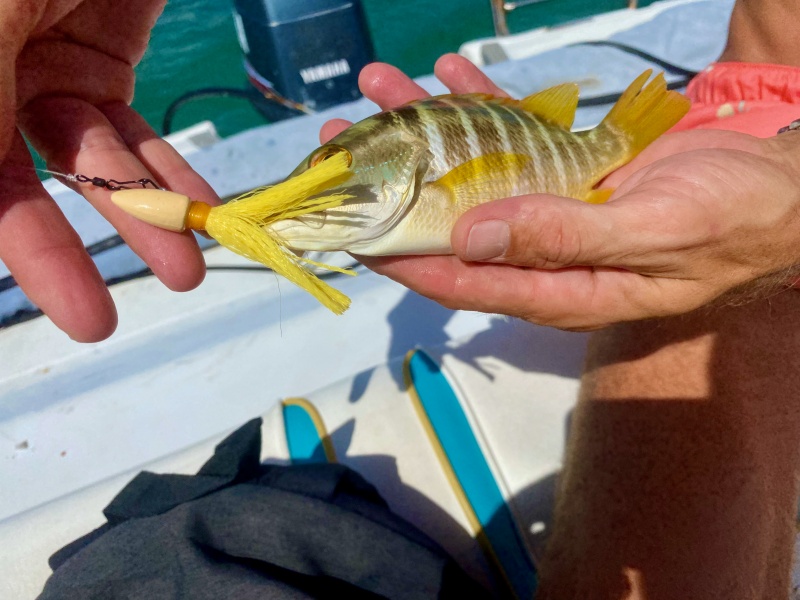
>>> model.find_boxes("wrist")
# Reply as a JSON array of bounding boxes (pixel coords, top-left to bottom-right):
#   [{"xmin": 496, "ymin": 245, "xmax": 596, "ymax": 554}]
[
  {"xmin": 767, "ymin": 127, "xmax": 800, "ymax": 178},
  {"xmin": 720, "ymin": 0, "xmax": 800, "ymax": 67},
  {"xmin": 765, "ymin": 130, "xmax": 800, "ymax": 288}
]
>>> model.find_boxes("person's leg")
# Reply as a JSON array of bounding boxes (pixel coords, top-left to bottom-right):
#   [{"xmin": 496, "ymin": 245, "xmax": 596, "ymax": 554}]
[{"xmin": 536, "ymin": 292, "xmax": 800, "ymax": 600}]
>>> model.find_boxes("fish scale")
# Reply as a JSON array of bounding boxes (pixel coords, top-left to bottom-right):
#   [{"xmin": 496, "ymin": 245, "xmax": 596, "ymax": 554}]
[
  {"xmin": 270, "ymin": 71, "xmax": 690, "ymax": 259},
  {"xmin": 392, "ymin": 97, "xmax": 593, "ymax": 198},
  {"xmin": 399, "ymin": 99, "xmax": 530, "ymax": 174}
]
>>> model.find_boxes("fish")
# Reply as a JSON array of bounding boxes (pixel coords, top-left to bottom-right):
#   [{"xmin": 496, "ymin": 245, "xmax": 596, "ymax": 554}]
[
  {"xmin": 269, "ymin": 69, "xmax": 690, "ymax": 256},
  {"xmin": 111, "ymin": 70, "xmax": 690, "ymax": 313}
]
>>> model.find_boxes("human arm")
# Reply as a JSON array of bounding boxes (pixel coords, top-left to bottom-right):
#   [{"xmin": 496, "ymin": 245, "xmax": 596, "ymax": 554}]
[
  {"xmin": 342, "ymin": 52, "xmax": 800, "ymax": 598},
  {"xmin": 323, "ymin": 54, "xmax": 800, "ymax": 329},
  {"xmin": 0, "ymin": 0, "xmax": 219, "ymax": 342}
]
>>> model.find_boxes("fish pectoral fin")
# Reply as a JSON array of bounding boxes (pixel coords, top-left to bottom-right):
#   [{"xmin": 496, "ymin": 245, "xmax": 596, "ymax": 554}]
[
  {"xmin": 519, "ymin": 83, "xmax": 580, "ymax": 129},
  {"xmin": 433, "ymin": 153, "xmax": 531, "ymax": 204},
  {"xmin": 584, "ymin": 188, "xmax": 615, "ymax": 204}
]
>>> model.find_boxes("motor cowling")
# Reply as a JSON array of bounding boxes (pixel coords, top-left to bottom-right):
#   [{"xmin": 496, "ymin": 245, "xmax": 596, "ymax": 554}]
[{"xmin": 232, "ymin": 0, "xmax": 374, "ymax": 119}]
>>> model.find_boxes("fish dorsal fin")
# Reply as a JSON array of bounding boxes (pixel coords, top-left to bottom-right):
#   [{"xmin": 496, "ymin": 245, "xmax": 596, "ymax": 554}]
[
  {"xmin": 519, "ymin": 83, "xmax": 580, "ymax": 129},
  {"xmin": 433, "ymin": 153, "xmax": 531, "ymax": 203}
]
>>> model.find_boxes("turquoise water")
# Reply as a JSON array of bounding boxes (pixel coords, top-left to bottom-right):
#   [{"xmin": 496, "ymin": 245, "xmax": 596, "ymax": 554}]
[
  {"xmin": 134, "ymin": 0, "xmax": 261, "ymax": 138},
  {"xmin": 133, "ymin": 0, "xmax": 657, "ymax": 139}
]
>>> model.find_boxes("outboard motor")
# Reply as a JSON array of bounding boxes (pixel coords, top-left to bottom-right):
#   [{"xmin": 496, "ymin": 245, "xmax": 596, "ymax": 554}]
[{"xmin": 232, "ymin": 0, "xmax": 374, "ymax": 120}]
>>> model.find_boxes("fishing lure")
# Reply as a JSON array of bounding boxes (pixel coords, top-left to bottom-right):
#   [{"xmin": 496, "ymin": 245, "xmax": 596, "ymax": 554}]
[{"xmin": 112, "ymin": 70, "xmax": 690, "ymax": 314}]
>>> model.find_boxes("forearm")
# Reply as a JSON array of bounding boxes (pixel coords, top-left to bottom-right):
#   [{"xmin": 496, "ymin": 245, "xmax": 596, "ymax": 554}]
[
  {"xmin": 537, "ymin": 295, "xmax": 800, "ymax": 599},
  {"xmin": 720, "ymin": 0, "xmax": 800, "ymax": 66}
]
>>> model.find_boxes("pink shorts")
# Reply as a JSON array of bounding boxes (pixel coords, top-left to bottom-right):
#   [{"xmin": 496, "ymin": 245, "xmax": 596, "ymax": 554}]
[{"xmin": 671, "ymin": 61, "xmax": 800, "ymax": 136}]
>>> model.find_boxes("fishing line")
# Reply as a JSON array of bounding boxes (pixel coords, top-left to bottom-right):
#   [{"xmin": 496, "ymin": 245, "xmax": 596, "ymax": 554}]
[
  {"xmin": 161, "ymin": 86, "xmax": 312, "ymax": 136},
  {"xmin": 573, "ymin": 41, "xmax": 700, "ymax": 79},
  {"xmin": 0, "ymin": 167, "xmax": 284, "ymax": 294}
]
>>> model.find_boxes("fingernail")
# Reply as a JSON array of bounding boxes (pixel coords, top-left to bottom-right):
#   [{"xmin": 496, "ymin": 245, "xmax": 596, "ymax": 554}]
[{"xmin": 464, "ymin": 220, "xmax": 510, "ymax": 261}]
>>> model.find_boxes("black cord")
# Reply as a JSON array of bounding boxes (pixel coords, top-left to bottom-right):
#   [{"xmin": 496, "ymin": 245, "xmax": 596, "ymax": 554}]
[
  {"xmin": 573, "ymin": 41, "xmax": 700, "ymax": 79},
  {"xmin": 162, "ymin": 87, "xmax": 262, "ymax": 135},
  {"xmin": 0, "ymin": 233, "xmax": 131, "ymax": 293},
  {"xmin": 578, "ymin": 76, "xmax": 693, "ymax": 107},
  {"xmin": 570, "ymin": 41, "xmax": 699, "ymax": 108},
  {"xmin": 0, "ymin": 262, "xmax": 365, "ymax": 328}
]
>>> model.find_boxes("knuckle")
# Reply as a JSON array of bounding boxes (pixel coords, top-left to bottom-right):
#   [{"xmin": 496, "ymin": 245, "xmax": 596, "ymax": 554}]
[{"xmin": 510, "ymin": 204, "xmax": 582, "ymax": 268}]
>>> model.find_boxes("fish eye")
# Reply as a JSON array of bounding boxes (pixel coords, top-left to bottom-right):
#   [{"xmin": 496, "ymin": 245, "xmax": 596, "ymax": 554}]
[{"xmin": 310, "ymin": 145, "xmax": 352, "ymax": 168}]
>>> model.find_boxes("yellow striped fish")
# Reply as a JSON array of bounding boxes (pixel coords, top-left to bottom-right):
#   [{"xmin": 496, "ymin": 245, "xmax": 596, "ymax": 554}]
[
  {"xmin": 270, "ymin": 70, "xmax": 690, "ymax": 255},
  {"xmin": 110, "ymin": 70, "xmax": 689, "ymax": 314}
]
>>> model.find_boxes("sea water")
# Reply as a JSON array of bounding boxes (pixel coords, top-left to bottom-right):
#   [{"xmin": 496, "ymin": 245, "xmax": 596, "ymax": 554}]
[{"xmin": 134, "ymin": 0, "xmax": 655, "ymax": 139}]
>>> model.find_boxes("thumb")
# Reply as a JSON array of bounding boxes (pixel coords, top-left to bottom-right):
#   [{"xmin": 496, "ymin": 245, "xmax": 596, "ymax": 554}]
[{"xmin": 451, "ymin": 194, "xmax": 656, "ymax": 270}]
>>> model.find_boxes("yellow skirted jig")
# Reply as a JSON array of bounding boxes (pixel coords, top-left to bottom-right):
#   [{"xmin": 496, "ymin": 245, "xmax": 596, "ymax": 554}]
[{"xmin": 112, "ymin": 153, "xmax": 354, "ymax": 314}]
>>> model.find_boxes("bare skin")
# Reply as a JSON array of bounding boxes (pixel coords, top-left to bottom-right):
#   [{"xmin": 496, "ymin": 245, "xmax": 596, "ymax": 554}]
[
  {"xmin": 6, "ymin": 2, "xmax": 800, "ymax": 341},
  {"xmin": 322, "ymin": 58, "xmax": 800, "ymax": 331},
  {"xmin": 0, "ymin": 0, "xmax": 219, "ymax": 342},
  {"xmin": 536, "ymin": 300, "xmax": 800, "ymax": 600},
  {"xmin": 538, "ymin": 3, "xmax": 800, "ymax": 597},
  {"xmin": 319, "ymin": 3, "xmax": 800, "ymax": 594}
]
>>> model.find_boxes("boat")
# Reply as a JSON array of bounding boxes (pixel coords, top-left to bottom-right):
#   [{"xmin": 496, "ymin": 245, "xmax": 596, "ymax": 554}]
[{"xmin": 4, "ymin": 0, "xmax": 784, "ymax": 597}]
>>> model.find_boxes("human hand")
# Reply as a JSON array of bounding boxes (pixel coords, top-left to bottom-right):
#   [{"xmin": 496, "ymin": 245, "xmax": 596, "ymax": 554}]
[
  {"xmin": 0, "ymin": 0, "xmax": 218, "ymax": 342},
  {"xmin": 322, "ymin": 54, "xmax": 800, "ymax": 330}
]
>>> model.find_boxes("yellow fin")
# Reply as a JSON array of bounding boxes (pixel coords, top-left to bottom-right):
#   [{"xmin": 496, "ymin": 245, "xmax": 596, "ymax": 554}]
[
  {"xmin": 584, "ymin": 188, "xmax": 615, "ymax": 204},
  {"xmin": 434, "ymin": 153, "xmax": 531, "ymax": 203},
  {"xmin": 597, "ymin": 70, "xmax": 691, "ymax": 159},
  {"xmin": 519, "ymin": 83, "xmax": 580, "ymax": 129},
  {"xmin": 204, "ymin": 153, "xmax": 354, "ymax": 314}
]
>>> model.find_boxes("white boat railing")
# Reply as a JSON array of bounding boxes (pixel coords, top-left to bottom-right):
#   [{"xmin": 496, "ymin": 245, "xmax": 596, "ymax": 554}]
[{"xmin": 490, "ymin": 0, "xmax": 639, "ymax": 37}]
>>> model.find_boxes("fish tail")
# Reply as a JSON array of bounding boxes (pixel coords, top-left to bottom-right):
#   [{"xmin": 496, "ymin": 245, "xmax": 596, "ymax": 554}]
[
  {"xmin": 592, "ymin": 70, "xmax": 691, "ymax": 161},
  {"xmin": 204, "ymin": 153, "xmax": 354, "ymax": 314}
]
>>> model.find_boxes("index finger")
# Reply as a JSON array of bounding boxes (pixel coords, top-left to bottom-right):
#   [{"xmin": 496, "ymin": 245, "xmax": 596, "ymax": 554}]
[
  {"xmin": 0, "ymin": 132, "xmax": 116, "ymax": 341},
  {"xmin": 19, "ymin": 97, "xmax": 210, "ymax": 293},
  {"xmin": 359, "ymin": 62, "xmax": 430, "ymax": 110},
  {"xmin": 433, "ymin": 53, "xmax": 509, "ymax": 97}
]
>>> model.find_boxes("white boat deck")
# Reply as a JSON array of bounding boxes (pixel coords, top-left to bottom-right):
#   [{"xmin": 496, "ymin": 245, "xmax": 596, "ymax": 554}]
[{"xmin": 8, "ymin": 1, "xmax": 789, "ymax": 597}]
